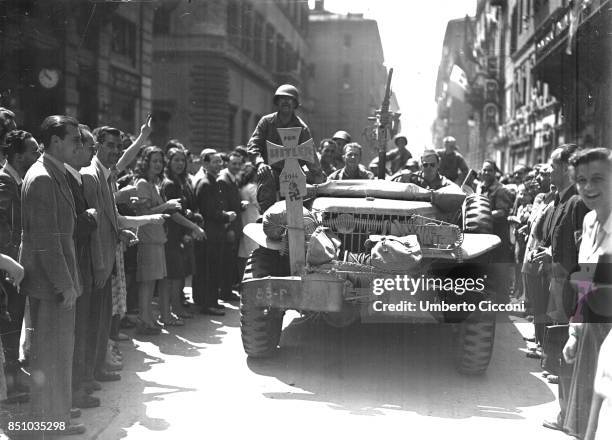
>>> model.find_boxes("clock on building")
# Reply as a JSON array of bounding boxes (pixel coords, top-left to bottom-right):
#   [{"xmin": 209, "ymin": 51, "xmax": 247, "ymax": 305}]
[{"xmin": 38, "ymin": 68, "xmax": 60, "ymax": 89}]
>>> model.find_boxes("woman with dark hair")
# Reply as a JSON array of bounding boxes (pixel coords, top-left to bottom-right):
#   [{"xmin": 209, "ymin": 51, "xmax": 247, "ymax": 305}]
[
  {"xmin": 237, "ymin": 163, "xmax": 259, "ymax": 279},
  {"xmin": 562, "ymin": 148, "xmax": 612, "ymax": 439},
  {"xmin": 133, "ymin": 146, "xmax": 182, "ymax": 334},
  {"xmin": 159, "ymin": 147, "xmax": 205, "ymax": 322}
]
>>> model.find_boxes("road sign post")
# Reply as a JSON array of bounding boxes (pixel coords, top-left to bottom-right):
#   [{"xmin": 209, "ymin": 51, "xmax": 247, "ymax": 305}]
[{"xmin": 266, "ymin": 127, "xmax": 314, "ymax": 275}]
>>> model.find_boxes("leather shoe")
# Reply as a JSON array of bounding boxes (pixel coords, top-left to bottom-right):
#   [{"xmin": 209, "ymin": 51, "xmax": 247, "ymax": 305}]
[
  {"xmin": 547, "ymin": 374, "xmax": 559, "ymax": 384},
  {"xmin": 70, "ymin": 408, "xmax": 81, "ymax": 419},
  {"xmin": 95, "ymin": 370, "xmax": 121, "ymax": 382},
  {"xmin": 221, "ymin": 292, "xmax": 240, "ymax": 302},
  {"xmin": 73, "ymin": 394, "xmax": 100, "ymax": 408},
  {"xmin": 83, "ymin": 380, "xmax": 102, "ymax": 393},
  {"xmin": 202, "ymin": 307, "xmax": 225, "ymax": 316},
  {"xmin": 542, "ymin": 420, "xmax": 564, "ymax": 432},
  {"xmin": 111, "ymin": 332, "xmax": 130, "ymax": 341},
  {"xmin": 104, "ymin": 357, "xmax": 123, "ymax": 371},
  {"xmin": 59, "ymin": 422, "xmax": 86, "ymax": 435}
]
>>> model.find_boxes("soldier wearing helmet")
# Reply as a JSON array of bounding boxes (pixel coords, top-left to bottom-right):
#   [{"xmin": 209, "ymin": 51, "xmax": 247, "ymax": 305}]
[
  {"xmin": 385, "ymin": 133, "xmax": 412, "ymax": 175},
  {"xmin": 247, "ymin": 84, "xmax": 324, "ymax": 213},
  {"xmin": 438, "ymin": 135, "xmax": 469, "ymax": 185},
  {"xmin": 331, "ymin": 130, "xmax": 351, "ymax": 168}
]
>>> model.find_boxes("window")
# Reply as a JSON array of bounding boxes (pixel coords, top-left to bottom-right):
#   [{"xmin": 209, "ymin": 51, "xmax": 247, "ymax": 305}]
[
  {"xmin": 253, "ymin": 14, "xmax": 263, "ymax": 64},
  {"xmin": 343, "ymin": 63, "xmax": 350, "ymax": 78},
  {"xmin": 112, "ymin": 15, "xmax": 137, "ymax": 64},
  {"xmin": 227, "ymin": 1, "xmax": 240, "ymax": 47},
  {"xmin": 228, "ymin": 105, "xmax": 238, "ymax": 145},
  {"xmin": 153, "ymin": 5, "xmax": 171, "ymax": 35},
  {"xmin": 241, "ymin": 110, "xmax": 252, "ymax": 144},
  {"xmin": 344, "ymin": 34, "xmax": 352, "ymax": 48},
  {"xmin": 109, "ymin": 91, "xmax": 136, "ymax": 134},
  {"xmin": 276, "ymin": 35, "xmax": 285, "ymax": 72},
  {"xmin": 78, "ymin": 3, "xmax": 99, "ymax": 51},
  {"xmin": 265, "ymin": 25, "xmax": 275, "ymax": 69},
  {"xmin": 241, "ymin": 2, "xmax": 253, "ymax": 55},
  {"xmin": 510, "ymin": 5, "xmax": 518, "ymax": 53}
]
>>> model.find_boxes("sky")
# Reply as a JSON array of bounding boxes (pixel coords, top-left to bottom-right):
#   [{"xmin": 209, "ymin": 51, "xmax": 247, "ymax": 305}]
[{"xmin": 312, "ymin": 0, "xmax": 476, "ymax": 152}]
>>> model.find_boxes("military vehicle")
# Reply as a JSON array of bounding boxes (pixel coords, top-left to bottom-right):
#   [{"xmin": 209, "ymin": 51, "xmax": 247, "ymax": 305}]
[{"xmin": 240, "ymin": 179, "xmax": 501, "ymax": 374}]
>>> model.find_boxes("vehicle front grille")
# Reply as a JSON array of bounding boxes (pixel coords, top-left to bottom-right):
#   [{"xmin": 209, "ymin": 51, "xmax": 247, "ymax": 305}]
[{"xmin": 321, "ymin": 211, "xmax": 462, "ymax": 253}]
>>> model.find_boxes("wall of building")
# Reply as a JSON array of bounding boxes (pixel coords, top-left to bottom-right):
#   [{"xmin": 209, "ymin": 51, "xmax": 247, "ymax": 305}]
[
  {"xmin": 308, "ymin": 12, "xmax": 392, "ymax": 164},
  {"xmin": 152, "ymin": 0, "xmax": 310, "ymax": 153},
  {"xmin": 0, "ymin": 1, "xmax": 152, "ymax": 137}
]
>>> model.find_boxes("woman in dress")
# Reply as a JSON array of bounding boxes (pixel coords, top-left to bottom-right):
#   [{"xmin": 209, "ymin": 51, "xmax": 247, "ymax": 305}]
[
  {"xmin": 562, "ymin": 148, "xmax": 612, "ymax": 439},
  {"xmin": 134, "ymin": 146, "xmax": 182, "ymax": 334},
  {"xmin": 159, "ymin": 147, "xmax": 205, "ymax": 323}
]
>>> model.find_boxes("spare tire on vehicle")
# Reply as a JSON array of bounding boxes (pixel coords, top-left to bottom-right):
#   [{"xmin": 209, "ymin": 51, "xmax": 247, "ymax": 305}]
[{"xmin": 462, "ymin": 194, "xmax": 493, "ymax": 234}]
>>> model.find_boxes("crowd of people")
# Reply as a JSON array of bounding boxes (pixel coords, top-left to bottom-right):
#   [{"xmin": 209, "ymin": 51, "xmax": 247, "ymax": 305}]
[{"xmin": 0, "ymin": 79, "xmax": 608, "ymax": 439}]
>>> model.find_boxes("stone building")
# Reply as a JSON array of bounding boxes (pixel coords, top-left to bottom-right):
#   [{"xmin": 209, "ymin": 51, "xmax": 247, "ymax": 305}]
[
  {"xmin": 432, "ymin": 16, "xmax": 480, "ymax": 169},
  {"xmin": 0, "ymin": 0, "xmax": 153, "ymax": 136},
  {"xmin": 308, "ymin": 1, "xmax": 398, "ymax": 165},
  {"xmin": 151, "ymin": 0, "xmax": 310, "ymax": 153},
  {"xmin": 496, "ymin": 0, "xmax": 610, "ymax": 170}
]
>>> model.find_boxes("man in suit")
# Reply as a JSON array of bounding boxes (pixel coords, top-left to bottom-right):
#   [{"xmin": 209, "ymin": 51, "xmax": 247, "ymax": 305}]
[
  {"xmin": 81, "ymin": 125, "xmax": 165, "ymax": 385},
  {"xmin": 217, "ymin": 151, "xmax": 244, "ymax": 301},
  {"xmin": 194, "ymin": 149, "xmax": 236, "ymax": 315},
  {"xmin": 66, "ymin": 125, "xmax": 100, "ymax": 409},
  {"xmin": 20, "ymin": 115, "xmax": 85, "ymax": 435},
  {"xmin": 81, "ymin": 126, "xmax": 122, "ymax": 385},
  {"xmin": 534, "ymin": 144, "xmax": 589, "ymax": 433},
  {"xmin": 0, "ymin": 129, "xmax": 39, "ymax": 403}
]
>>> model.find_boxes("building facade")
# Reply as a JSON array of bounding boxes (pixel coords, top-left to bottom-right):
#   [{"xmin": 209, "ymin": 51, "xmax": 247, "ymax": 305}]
[
  {"xmin": 432, "ymin": 17, "xmax": 481, "ymax": 169},
  {"xmin": 436, "ymin": 0, "xmax": 610, "ymax": 174},
  {"xmin": 151, "ymin": 0, "xmax": 310, "ymax": 153},
  {"xmin": 0, "ymin": 1, "xmax": 153, "ymax": 136},
  {"xmin": 308, "ymin": 2, "xmax": 398, "ymax": 165}
]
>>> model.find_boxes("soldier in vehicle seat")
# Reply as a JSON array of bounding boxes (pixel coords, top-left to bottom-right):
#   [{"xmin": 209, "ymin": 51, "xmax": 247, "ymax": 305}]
[{"xmin": 391, "ymin": 149, "xmax": 455, "ymax": 191}]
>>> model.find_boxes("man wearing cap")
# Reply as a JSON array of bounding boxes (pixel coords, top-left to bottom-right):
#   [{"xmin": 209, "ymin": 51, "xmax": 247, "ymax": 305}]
[
  {"xmin": 386, "ymin": 133, "xmax": 412, "ymax": 175},
  {"xmin": 247, "ymin": 84, "xmax": 324, "ymax": 214},
  {"xmin": 392, "ymin": 149, "xmax": 454, "ymax": 190},
  {"xmin": 327, "ymin": 143, "xmax": 374, "ymax": 180},
  {"xmin": 331, "ymin": 130, "xmax": 351, "ymax": 169},
  {"xmin": 438, "ymin": 136, "xmax": 469, "ymax": 185}
]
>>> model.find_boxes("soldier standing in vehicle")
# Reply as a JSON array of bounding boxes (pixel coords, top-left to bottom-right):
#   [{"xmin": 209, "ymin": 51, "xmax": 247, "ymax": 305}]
[
  {"xmin": 247, "ymin": 84, "xmax": 324, "ymax": 214},
  {"xmin": 318, "ymin": 138, "xmax": 337, "ymax": 177},
  {"xmin": 392, "ymin": 149, "xmax": 454, "ymax": 190},
  {"xmin": 385, "ymin": 133, "xmax": 412, "ymax": 175},
  {"xmin": 331, "ymin": 130, "xmax": 351, "ymax": 169},
  {"xmin": 438, "ymin": 136, "xmax": 469, "ymax": 185},
  {"xmin": 327, "ymin": 143, "xmax": 374, "ymax": 180}
]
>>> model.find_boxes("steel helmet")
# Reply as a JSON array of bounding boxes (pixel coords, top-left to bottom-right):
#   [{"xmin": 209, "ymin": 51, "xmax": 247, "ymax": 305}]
[
  {"xmin": 393, "ymin": 133, "xmax": 408, "ymax": 146},
  {"xmin": 273, "ymin": 84, "xmax": 300, "ymax": 107},
  {"xmin": 332, "ymin": 130, "xmax": 351, "ymax": 143}
]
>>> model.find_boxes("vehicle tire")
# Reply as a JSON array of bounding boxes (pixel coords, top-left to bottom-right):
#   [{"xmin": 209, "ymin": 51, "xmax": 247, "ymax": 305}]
[
  {"xmin": 240, "ymin": 248, "xmax": 286, "ymax": 358},
  {"xmin": 454, "ymin": 314, "xmax": 496, "ymax": 375},
  {"xmin": 462, "ymin": 194, "xmax": 493, "ymax": 234}
]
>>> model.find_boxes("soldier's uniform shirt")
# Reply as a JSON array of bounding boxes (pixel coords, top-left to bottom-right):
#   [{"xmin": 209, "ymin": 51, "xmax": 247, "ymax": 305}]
[
  {"xmin": 327, "ymin": 165, "xmax": 374, "ymax": 180},
  {"xmin": 386, "ymin": 147, "xmax": 412, "ymax": 175},
  {"xmin": 321, "ymin": 162, "xmax": 337, "ymax": 178},
  {"xmin": 393, "ymin": 170, "xmax": 452, "ymax": 190},
  {"xmin": 438, "ymin": 150, "xmax": 469, "ymax": 182},
  {"xmin": 247, "ymin": 112, "xmax": 313, "ymax": 173},
  {"xmin": 477, "ymin": 180, "xmax": 514, "ymax": 262}
]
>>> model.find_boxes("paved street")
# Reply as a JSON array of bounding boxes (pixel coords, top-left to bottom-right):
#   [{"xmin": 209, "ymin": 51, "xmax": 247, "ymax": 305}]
[{"xmin": 3, "ymin": 304, "xmax": 570, "ymax": 440}]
